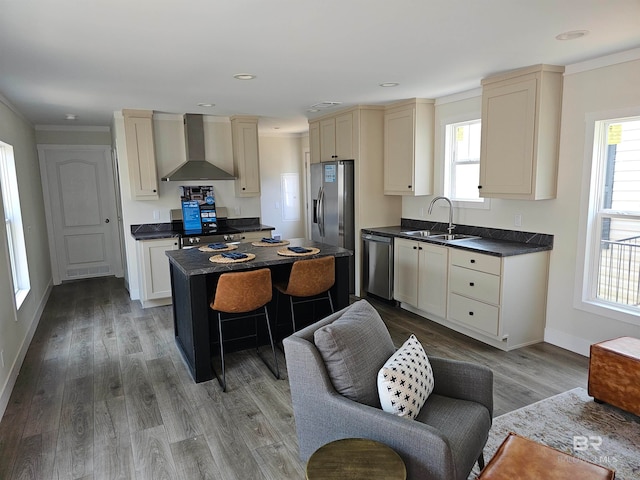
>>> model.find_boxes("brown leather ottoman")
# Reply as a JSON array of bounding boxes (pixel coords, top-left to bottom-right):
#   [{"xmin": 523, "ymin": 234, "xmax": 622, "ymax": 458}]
[
  {"xmin": 588, "ymin": 336, "xmax": 640, "ymax": 416},
  {"xmin": 478, "ymin": 432, "xmax": 615, "ymax": 479}
]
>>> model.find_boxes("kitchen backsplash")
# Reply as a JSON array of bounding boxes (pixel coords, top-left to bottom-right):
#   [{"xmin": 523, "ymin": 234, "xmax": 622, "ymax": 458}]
[{"xmin": 400, "ymin": 218, "xmax": 554, "ymax": 247}]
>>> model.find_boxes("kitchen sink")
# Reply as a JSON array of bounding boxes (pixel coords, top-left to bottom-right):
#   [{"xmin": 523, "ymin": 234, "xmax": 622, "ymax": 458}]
[
  {"xmin": 402, "ymin": 230, "xmax": 443, "ymax": 237},
  {"xmin": 429, "ymin": 234, "xmax": 481, "ymax": 241}
]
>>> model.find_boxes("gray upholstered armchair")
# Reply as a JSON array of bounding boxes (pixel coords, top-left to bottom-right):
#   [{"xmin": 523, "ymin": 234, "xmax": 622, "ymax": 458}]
[{"xmin": 283, "ymin": 300, "xmax": 493, "ymax": 480}]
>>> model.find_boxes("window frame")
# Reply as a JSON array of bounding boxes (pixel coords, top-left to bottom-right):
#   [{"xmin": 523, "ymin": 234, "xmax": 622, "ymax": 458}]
[
  {"xmin": 0, "ymin": 140, "xmax": 30, "ymax": 311},
  {"xmin": 439, "ymin": 114, "xmax": 489, "ymax": 210},
  {"xmin": 575, "ymin": 108, "xmax": 640, "ymax": 325}
]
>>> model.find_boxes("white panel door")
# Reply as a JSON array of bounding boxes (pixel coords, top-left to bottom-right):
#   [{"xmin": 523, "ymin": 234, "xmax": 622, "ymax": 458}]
[{"xmin": 39, "ymin": 145, "xmax": 123, "ymax": 283}]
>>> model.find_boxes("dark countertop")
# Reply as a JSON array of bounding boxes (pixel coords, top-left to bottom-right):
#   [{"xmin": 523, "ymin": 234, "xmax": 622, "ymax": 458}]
[
  {"xmin": 166, "ymin": 238, "xmax": 352, "ymax": 276},
  {"xmin": 130, "ymin": 220, "xmax": 275, "ymax": 241},
  {"xmin": 361, "ymin": 226, "xmax": 552, "ymax": 257}
]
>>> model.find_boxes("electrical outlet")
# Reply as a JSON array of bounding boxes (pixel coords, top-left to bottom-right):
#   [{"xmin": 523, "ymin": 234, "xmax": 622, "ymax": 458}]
[
  {"xmin": 153, "ymin": 210, "xmax": 160, "ymax": 220},
  {"xmin": 234, "ymin": 206, "xmax": 241, "ymax": 216},
  {"xmin": 514, "ymin": 214, "xmax": 522, "ymax": 227},
  {"xmin": 420, "ymin": 207, "xmax": 425, "ymax": 217},
  {"xmin": 275, "ymin": 202, "xmax": 280, "ymax": 209}
]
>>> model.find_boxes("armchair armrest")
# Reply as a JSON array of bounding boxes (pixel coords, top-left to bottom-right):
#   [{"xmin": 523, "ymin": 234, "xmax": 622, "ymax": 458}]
[{"xmin": 429, "ymin": 356, "xmax": 493, "ymax": 417}]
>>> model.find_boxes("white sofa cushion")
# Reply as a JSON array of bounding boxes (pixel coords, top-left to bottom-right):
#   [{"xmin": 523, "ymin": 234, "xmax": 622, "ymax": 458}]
[{"xmin": 377, "ymin": 334, "xmax": 435, "ymax": 419}]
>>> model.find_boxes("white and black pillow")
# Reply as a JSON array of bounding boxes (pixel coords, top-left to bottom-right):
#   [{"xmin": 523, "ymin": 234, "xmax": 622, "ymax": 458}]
[{"xmin": 377, "ymin": 334, "xmax": 434, "ymax": 420}]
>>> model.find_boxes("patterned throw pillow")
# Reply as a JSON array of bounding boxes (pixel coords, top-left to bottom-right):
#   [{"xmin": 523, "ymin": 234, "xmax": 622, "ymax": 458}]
[{"xmin": 377, "ymin": 334, "xmax": 434, "ymax": 420}]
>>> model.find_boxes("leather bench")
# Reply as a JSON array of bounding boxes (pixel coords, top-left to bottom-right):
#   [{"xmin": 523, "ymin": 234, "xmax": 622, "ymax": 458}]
[
  {"xmin": 478, "ymin": 432, "xmax": 615, "ymax": 479},
  {"xmin": 588, "ymin": 336, "xmax": 640, "ymax": 416}
]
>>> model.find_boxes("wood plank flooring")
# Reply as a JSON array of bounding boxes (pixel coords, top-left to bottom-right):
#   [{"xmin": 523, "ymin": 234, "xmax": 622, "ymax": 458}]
[{"xmin": 0, "ymin": 277, "xmax": 589, "ymax": 479}]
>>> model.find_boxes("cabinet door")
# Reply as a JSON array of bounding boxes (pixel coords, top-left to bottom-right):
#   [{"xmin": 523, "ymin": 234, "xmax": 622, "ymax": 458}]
[
  {"xmin": 393, "ymin": 238, "xmax": 419, "ymax": 306},
  {"xmin": 479, "ymin": 78, "xmax": 537, "ymax": 196},
  {"xmin": 320, "ymin": 118, "xmax": 336, "ymax": 162},
  {"xmin": 334, "ymin": 112, "xmax": 353, "ymax": 159},
  {"xmin": 309, "ymin": 122, "xmax": 321, "ymax": 164},
  {"xmin": 139, "ymin": 238, "xmax": 178, "ymax": 306},
  {"xmin": 384, "ymin": 107, "xmax": 415, "ymax": 194},
  {"xmin": 123, "ymin": 110, "xmax": 159, "ymax": 200},
  {"xmin": 232, "ymin": 119, "xmax": 261, "ymax": 197},
  {"xmin": 417, "ymin": 243, "xmax": 448, "ymax": 318}
]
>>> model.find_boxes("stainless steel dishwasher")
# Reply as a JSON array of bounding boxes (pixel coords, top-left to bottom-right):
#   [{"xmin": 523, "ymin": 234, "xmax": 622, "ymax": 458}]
[{"xmin": 361, "ymin": 233, "xmax": 394, "ymax": 300}]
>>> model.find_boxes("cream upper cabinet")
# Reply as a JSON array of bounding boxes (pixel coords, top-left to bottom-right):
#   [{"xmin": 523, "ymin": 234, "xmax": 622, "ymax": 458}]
[
  {"xmin": 319, "ymin": 112, "xmax": 353, "ymax": 162},
  {"xmin": 309, "ymin": 121, "xmax": 321, "ymax": 164},
  {"xmin": 384, "ymin": 99, "xmax": 434, "ymax": 195},
  {"xmin": 123, "ymin": 109, "xmax": 159, "ymax": 200},
  {"xmin": 137, "ymin": 237, "xmax": 179, "ymax": 308},
  {"xmin": 394, "ymin": 238, "xmax": 448, "ymax": 318},
  {"xmin": 479, "ymin": 64, "xmax": 564, "ymax": 200},
  {"xmin": 231, "ymin": 116, "xmax": 261, "ymax": 197}
]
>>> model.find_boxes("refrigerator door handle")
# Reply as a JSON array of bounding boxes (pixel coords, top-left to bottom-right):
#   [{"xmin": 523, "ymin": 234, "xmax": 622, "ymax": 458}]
[{"xmin": 318, "ymin": 186, "xmax": 325, "ymax": 237}]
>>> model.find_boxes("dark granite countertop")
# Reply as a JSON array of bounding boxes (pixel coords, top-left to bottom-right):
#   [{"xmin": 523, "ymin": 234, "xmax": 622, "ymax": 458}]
[
  {"xmin": 130, "ymin": 220, "xmax": 275, "ymax": 241},
  {"xmin": 361, "ymin": 224, "xmax": 553, "ymax": 257},
  {"xmin": 166, "ymin": 238, "xmax": 352, "ymax": 276}
]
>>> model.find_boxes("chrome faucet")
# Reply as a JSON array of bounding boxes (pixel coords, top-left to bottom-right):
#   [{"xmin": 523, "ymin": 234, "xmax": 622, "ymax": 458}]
[{"xmin": 428, "ymin": 196, "xmax": 455, "ymax": 235}]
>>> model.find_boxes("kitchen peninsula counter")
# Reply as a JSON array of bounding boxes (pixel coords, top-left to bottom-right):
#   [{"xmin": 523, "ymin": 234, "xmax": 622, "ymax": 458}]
[{"xmin": 166, "ymin": 239, "xmax": 352, "ymax": 382}]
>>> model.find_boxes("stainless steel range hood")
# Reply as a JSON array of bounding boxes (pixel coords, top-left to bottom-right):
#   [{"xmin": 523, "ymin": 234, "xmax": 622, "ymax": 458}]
[{"xmin": 161, "ymin": 113, "xmax": 235, "ymax": 181}]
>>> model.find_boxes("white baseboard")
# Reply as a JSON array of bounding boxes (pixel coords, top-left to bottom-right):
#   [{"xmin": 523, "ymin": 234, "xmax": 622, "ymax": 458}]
[
  {"xmin": 0, "ymin": 280, "xmax": 53, "ymax": 417},
  {"xmin": 543, "ymin": 327, "xmax": 591, "ymax": 357}
]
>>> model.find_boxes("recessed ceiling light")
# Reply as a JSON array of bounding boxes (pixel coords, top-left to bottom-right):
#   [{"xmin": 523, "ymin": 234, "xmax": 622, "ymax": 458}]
[
  {"xmin": 556, "ymin": 30, "xmax": 589, "ymax": 41},
  {"xmin": 309, "ymin": 101, "xmax": 342, "ymax": 110},
  {"xmin": 197, "ymin": 103, "xmax": 215, "ymax": 107},
  {"xmin": 65, "ymin": 113, "xmax": 77, "ymax": 120},
  {"xmin": 234, "ymin": 73, "xmax": 257, "ymax": 80},
  {"xmin": 379, "ymin": 82, "xmax": 399, "ymax": 87}
]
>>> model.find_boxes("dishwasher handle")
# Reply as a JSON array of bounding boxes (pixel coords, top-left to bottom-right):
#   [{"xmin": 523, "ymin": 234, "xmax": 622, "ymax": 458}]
[{"xmin": 362, "ymin": 233, "xmax": 392, "ymax": 244}]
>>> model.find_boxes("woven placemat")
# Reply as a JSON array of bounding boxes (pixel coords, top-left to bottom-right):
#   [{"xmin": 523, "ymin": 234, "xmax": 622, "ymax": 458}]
[
  {"xmin": 252, "ymin": 240, "xmax": 290, "ymax": 247},
  {"xmin": 198, "ymin": 244, "xmax": 238, "ymax": 253},
  {"xmin": 276, "ymin": 247, "xmax": 320, "ymax": 257},
  {"xmin": 209, "ymin": 253, "xmax": 256, "ymax": 264}
]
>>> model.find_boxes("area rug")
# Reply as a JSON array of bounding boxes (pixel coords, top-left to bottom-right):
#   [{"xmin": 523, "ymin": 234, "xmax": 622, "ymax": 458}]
[{"xmin": 468, "ymin": 388, "xmax": 640, "ymax": 479}]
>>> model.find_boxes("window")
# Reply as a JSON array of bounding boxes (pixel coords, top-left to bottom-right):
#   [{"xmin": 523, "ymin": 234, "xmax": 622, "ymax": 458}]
[
  {"xmin": 0, "ymin": 140, "xmax": 30, "ymax": 309},
  {"xmin": 583, "ymin": 116, "xmax": 640, "ymax": 317},
  {"xmin": 444, "ymin": 119, "xmax": 484, "ymax": 204}
]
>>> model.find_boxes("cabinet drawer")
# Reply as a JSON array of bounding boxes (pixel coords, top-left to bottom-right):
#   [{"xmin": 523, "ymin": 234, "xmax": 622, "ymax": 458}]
[
  {"xmin": 449, "ymin": 265, "xmax": 500, "ymax": 304},
  {"xmin": 448, "ymin": 293, "xmax": 499, "ymax": 336},
  {"xmin": 450, "ymin": 249, "xmax": 501, "ymax": 275}
]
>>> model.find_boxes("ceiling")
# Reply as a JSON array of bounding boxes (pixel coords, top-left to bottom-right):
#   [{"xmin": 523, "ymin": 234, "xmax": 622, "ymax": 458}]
[{"xmin": 1, "ymin": 0, "xmax": 639, "ymax": 134}]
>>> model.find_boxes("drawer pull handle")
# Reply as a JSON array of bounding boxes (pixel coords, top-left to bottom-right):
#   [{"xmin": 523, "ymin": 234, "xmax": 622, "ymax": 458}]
[
  {"xmin": 469, "ymin": 311, "xmax": 474, "ymax": 316},
  {"xmin": 470, "ymin": 259, "xmax": 476, "ymax": 263},
  {"xmin": 469, "ymin": 282, "xmax": 475, "ymax": 286},
  {"xmin": 413, "ymin": 246, "xmax": 417, "ymax": 250}
]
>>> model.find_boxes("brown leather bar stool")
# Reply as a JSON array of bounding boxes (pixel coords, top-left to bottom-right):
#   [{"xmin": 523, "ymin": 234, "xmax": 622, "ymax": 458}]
[
  {"xmin": 274, "ymin": 256, "xmax": 335, "ymax": 333},
  {"xmin": 210, "ymin": 268, "xmax": 279, "ymax": 392}
]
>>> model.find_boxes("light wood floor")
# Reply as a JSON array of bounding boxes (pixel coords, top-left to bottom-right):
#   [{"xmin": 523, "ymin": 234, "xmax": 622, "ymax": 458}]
[{"xmin": 0, "ymin": 277, "xmax": 589, "ymax": 480}]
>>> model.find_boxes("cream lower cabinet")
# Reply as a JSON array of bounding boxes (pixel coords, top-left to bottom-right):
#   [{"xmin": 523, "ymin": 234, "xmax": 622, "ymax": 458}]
[
  {"xmin": 394, "ymin": 238, "xmax": 448, "ymax": 318},
  {"xmin": 447, "ymin": 248, "xmax": 548, "ymax": 350},
  {"xmin": 395, "ymin": 239, "xmax": 549, "ymax": 351},
  {"xmin": 137, "ymin": 238, "xmax": 179, "ymax": 308}
]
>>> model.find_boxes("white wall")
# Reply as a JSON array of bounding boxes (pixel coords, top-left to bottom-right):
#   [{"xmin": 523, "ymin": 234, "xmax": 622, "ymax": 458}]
[
  {"xmin": 0, "ymin": 96, "xmax": 53, "ymax": 416},
  {"xmin": 403, "ymin": 54, "xmax": 640, "ymax": 356}
]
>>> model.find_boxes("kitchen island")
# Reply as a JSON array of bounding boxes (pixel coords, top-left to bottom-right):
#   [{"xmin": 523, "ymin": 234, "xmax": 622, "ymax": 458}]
[{"xmin": 166, "ymin": 239, "xmax": 352, "ymax": 383}]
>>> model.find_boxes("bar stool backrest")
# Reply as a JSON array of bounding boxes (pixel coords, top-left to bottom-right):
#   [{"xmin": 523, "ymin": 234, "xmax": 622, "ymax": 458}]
[
  {"xmin": 283, "ymin": 256, "xmax": 335, "ymax": 298},
  {"xmin": 211, "ymin": 268, "xmax": 272, "ymax": 313}
]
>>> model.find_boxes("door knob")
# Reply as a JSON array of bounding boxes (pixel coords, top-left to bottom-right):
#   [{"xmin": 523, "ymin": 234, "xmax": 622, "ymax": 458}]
[{"xmin": 105, "ymin": 218, "xmax": 110, "ymax": 223}]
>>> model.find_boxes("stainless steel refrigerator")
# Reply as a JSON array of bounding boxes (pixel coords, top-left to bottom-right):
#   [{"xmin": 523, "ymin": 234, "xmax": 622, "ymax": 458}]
[{"xmin": 311, "ymin": 160, "xmax": 355, "ymax": 293}]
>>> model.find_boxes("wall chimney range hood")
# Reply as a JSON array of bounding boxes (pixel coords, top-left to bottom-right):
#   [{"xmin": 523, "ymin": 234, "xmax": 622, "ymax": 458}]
[{"xmin": 161, "ymin": 113, "xmax": 235, "ymax": 181}]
